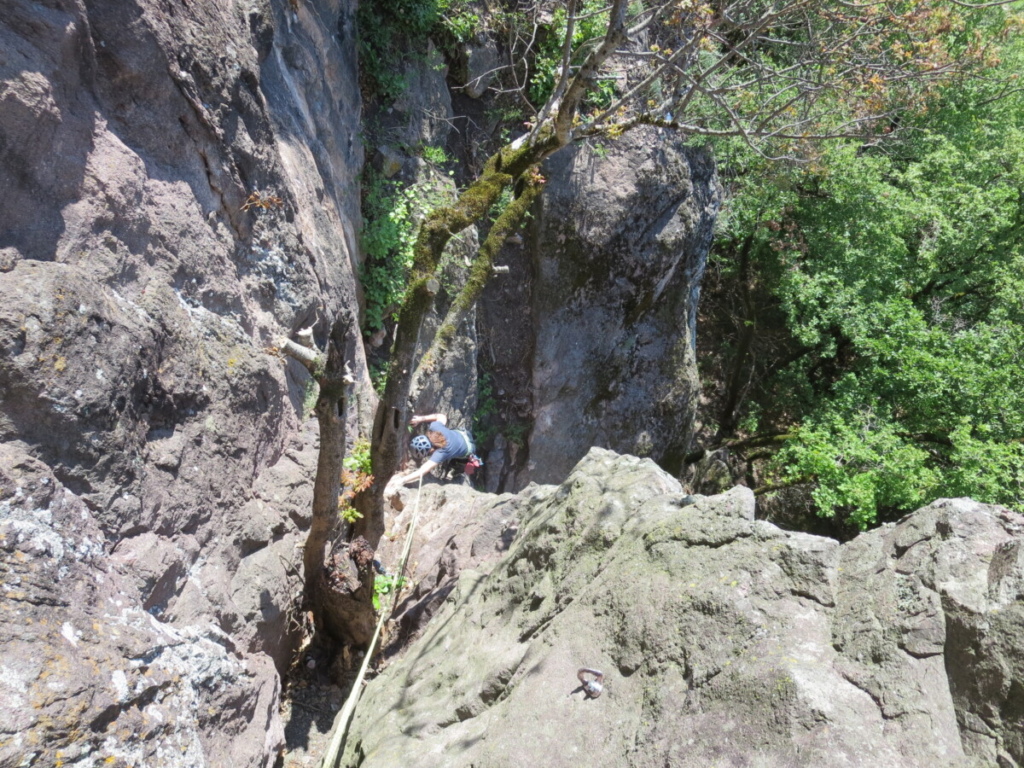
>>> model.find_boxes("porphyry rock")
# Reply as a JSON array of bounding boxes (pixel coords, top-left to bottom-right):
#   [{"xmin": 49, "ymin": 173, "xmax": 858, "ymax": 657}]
[
  {"xmin": 528, "ymin": 129, "xmax": 722, "ymax": 485},
  {"xmin": 344, "ymin": 448, "xmax": 1024, "ymax": 768},
  {"xmin": 1, "ymin": 0, "xmax": 368, "ymax": 763},
  {"xmin": 0, "ymin": 443, "xmax": 282, "ymax": 767}
]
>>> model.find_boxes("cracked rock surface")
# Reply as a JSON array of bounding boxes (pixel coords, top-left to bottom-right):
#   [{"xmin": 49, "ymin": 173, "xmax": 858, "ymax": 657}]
[
  {"xmin": 0, "ymin": 443, "xmax": 282, "ymax": 767},
  {"xmin": 0, "ymin": 0, "xmax": 367, "ymax": 763},
  {"xmin": 344, "ymin": 448, "xmax": 1024, "ymax": 768}
]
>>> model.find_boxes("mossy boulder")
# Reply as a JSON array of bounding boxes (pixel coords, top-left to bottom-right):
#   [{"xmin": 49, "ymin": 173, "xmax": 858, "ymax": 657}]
[{"xmin": 344, "ymin": 449, "xmax": 1024, "ymax": 767}]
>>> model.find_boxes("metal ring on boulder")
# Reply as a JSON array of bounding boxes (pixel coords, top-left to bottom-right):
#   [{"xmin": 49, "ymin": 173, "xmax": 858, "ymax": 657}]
[{"xmin": 577, "ymin": 667, "xmax": 604, "ymax": 698}]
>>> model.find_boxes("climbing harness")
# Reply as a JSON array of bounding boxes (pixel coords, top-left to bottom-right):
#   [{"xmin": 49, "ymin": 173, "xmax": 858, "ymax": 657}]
[
  {"xmin": 454, "ymin": 429, "xmax": 475, "ymax": 458},
  {"xmin": 318, "ymin": 475, "xmax": 425, "ymax": 768},
  {"xmin": 577, "ymin": 667, "xmax": 604, "ymax": 699}
]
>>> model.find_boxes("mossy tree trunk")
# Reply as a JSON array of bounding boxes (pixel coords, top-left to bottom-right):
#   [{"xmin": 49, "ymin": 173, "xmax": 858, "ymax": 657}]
[{"xmin": 360, "ymin": 156, "xmax": 554, "ymax": 544}]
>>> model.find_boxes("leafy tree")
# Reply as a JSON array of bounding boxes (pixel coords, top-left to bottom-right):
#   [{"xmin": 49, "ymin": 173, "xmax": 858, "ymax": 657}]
[
  {"xmin": 283, "ymin": 0, "xmax": 1022, "ymax": 648},
  {"xmin": 700, "ymin": 29, "xmax": 1024, "ymax": 528}
]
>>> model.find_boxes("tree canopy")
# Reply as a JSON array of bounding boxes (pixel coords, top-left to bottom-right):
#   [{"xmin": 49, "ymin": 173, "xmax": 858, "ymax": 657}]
[
  {"xmin": 371, "ymin": 0, "xmax": 1022, "ymax": 472},
  {"xmin": 350, "ymin": 0, "xmax": 1024, "ymax": 534},
  {"xmin": 702, "ymin": 27, "xmax": 1024, "ymax": 528},
  {"xmin": 495, "ymin": 0, "xmax": 1020, "ymax": 155}
]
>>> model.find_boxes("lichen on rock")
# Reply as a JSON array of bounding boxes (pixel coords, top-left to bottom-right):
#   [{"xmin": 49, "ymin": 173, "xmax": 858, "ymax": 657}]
[{"xmin": 344, "ymin": 449, "xmax": 1024, "ymax": 768}]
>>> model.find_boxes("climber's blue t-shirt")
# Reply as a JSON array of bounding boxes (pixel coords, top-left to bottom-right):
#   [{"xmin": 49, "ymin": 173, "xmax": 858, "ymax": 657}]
[{"xmin": 428, "ymin": 421, "xmax": 471, "ymax": 463}]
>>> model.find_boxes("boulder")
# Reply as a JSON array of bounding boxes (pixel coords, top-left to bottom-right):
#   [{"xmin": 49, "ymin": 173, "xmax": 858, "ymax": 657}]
[
  {"xmin": 459, "ymin": 32, "xmax": 500, "ymax": 99},
  {"xmin": 344, "ymin": 449, "xmax": 1024, "ymax": 768},
  {"xmin": 528, "ymin": 129, "xmax": 722, "ymax": 485},
  {"xmin": 379, "ymin": 477, "xmax": 549, "ymax": 642}
]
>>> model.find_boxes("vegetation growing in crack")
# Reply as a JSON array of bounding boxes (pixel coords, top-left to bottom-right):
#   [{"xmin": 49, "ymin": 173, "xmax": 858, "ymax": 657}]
[
  {"xmin": 372, "ymin": 573, "xmax": 407, "ymax": 612},
  {"xmin": 360, "ymin": 169, "xmax": 453, "ymax": 334},
  {"xmin": 357, "ymin": 0, "xmax": 481, "ymax": 101}
]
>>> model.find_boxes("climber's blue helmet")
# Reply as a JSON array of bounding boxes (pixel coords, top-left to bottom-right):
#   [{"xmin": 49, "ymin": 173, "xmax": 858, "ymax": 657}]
[{"xmin": 411, "ymin": 435, "xmax": 433, "ymax": 460}]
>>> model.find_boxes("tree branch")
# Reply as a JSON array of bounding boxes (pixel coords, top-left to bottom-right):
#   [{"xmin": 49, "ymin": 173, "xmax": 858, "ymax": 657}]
[
  {"xmin": 279, "ymin": 337, "xmax": 322, "ymax": 373},
  {"xmin": 413, "ymin": 167, "xmax": 545, "ymax": 387},
  {"xmin": 754, "ymin": 475, "xmax": 814, "ymax": 496}
]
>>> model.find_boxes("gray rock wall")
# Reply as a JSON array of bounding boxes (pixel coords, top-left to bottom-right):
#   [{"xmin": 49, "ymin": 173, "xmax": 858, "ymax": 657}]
[
  {"xmin": 0, "ymin": 445, "xmax": 283, "ymax": 767},
  {"xmin": 346, "ymin": 450, "xmax": 1024, "ymax": 768},
  {"xmin": 527, "ymin": 129, "xmax": 721, "ymax": 485},
  {"xmin": 0, "ymin": 0, "xmax": 366, "ymax": 763}
]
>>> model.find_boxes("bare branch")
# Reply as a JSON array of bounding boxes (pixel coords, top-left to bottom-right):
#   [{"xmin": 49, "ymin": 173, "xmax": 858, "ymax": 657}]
[
  {"xmin": 279, "ymin": 337, "xmax": 321, "ymax": 373},
  {"xmin": 554, "ymin": 0, "xmax": 631, "ymax": 144},
  {"xmin": 946, "ymin": 0, "xmax": 1019, "ymax": 6},
  {"xmin": 529, "ymin": 0, "xmax": 579, "ymax": 145}
]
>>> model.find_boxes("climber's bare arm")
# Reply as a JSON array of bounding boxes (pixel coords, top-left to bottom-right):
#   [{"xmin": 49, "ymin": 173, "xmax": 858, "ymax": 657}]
[
  {"xmin": 409, "ymin": 413, "xmax": 447, "ymax": 426},
  {"xmin": 394, "ymin": 459, "xmax": 439, "ymax": 487}
]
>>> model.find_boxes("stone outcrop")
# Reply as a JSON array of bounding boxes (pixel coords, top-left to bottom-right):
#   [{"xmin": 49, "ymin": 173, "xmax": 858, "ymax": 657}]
[
  {"xmin": 344, "ymin": 449, "xmax": 1024, "ymax": 768},
  {"xmin": 526, "ymin": 130, "xmax": 721, "ymax": 486},
  {"xmin": 379, "ymin": 476, "xmax": 544, "ymax": 643},
  {"xmin": 0, "ymin": 0, "xmax": 367, "ymax": 763},
  {"xmin": 0, "ymin": 443, "xmax": 284, "ymax": 767}
]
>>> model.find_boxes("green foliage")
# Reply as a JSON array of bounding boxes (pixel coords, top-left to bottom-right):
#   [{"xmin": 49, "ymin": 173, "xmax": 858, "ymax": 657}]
[
  {"xmin": 473, "ymin": 369, "xmax": 498, "ymax": 443},
  {"xmin": 487, "ymin": 186, "xmax": 514, "ymax": 225},
  {"xmin": 370, "ymin": 360, "xmax": 390, "ymax": 394},
  {"xmin": 301, "ymin": 378, "xmax": 319, "ymax": 419},
  {"xmin": 438, "ymin": 1, "xmax": 479, "ymax": 45},
  {"xmin": 421, "ymin": 144, "xmax": 451, "ymax": 167},
  {"xmin": 344, "ymin": 438, "xmax": 373, "ymax": 475},
  {"xmin": 504, "ymin": 420, "xmax": 530, "ymax": 449},
  {"xmin": 486, "ymin": 105, "xmax": 528, "ymax": 144},
  {"xmin": 360, "ymin": 170, "xmax": 450, "ymax": 332},
  {"xmin": 714, "ymin": 40, "xmax": 1024, "ymax": 527},
  {"xmin": 338, "ymin": 458, "xmax": 373, "ymax": 525},
  {"xmin": 358, "ymin": 0, "xmax": 479, "ymax": 100},
  {"xmin": 468, "ymin": 365, "xmax": 531, "ymax": 448},
  {"xmin": 373, "ymin": 573, "xmax": 406, "ymax": 612},
  {"xmin": 357, "ymin": 0, "xmax": 439, "ymax": 99},
  {"xmin": 361, "ymin": 173, "xmax": 416, "ymax": 332},
  {"xmin": 340, "ymin": 504, "xmax": 364, "ymax": 525}
]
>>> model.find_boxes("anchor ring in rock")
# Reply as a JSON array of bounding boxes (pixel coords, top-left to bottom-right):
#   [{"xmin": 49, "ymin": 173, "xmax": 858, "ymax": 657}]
[{"xmin": 577, "ymin": 667, "xmax": 604, "ymax": 698}]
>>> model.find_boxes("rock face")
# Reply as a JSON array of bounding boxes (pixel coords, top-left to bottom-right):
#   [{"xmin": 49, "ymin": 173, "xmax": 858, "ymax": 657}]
[
  {"xmin": 0, "ymin": 0, "xmax": 367, "ymax": 763},
  {"xmin": 379, "ymin": 476, "xmax": 546, "ymax": 643},
  {"xmin": 0, "ymin": 443, "xmax": 283, "ymax": 767},
  {"xmin": 527, "ymin": 130, "xmax": 721, "ymax": 485},
  {"xmin": 344, "ymin": 449, "xmax": 1024, "ymax": 768},
  {"xmin": 365, "ymin": 44, "xmax": 481, "ymax": 428}
]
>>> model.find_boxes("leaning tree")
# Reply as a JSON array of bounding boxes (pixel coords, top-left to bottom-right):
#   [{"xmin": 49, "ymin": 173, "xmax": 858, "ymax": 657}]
[{"xmin": 284, "ymin": 0, "xmax": 1020, "ymax": 647}]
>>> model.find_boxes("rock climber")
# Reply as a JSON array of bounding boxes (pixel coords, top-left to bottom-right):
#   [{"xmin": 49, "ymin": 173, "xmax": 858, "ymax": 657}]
[{"xmin": 387, "ymin": 412, "xmax": 478, "ymax": 490}]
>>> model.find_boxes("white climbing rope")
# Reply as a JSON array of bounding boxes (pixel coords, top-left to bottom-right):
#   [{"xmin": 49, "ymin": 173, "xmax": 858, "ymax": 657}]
[{"xmin": 318, "ymin": 474, "xmax": 425, "ymax": 768}]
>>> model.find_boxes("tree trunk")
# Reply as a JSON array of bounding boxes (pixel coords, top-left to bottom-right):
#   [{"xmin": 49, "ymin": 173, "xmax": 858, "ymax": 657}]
[
  {"xmin": 357, "ymin": 144, "xmax": 557, "ymax": 545},
  {"xmin": 282, "ymin": 317, "xmax": 377, "ymax": 648}
]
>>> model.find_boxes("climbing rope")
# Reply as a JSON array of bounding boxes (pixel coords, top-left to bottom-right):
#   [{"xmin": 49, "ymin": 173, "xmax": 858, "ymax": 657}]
[{"xmin": 318, "ymin": 475, "xmax": 425, "ymax": 768}]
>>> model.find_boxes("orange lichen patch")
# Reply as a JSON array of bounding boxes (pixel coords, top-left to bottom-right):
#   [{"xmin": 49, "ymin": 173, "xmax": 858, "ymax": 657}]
[{"xmin": 240, "ymin": 191, "xmax": 284, "ymax": 212}]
